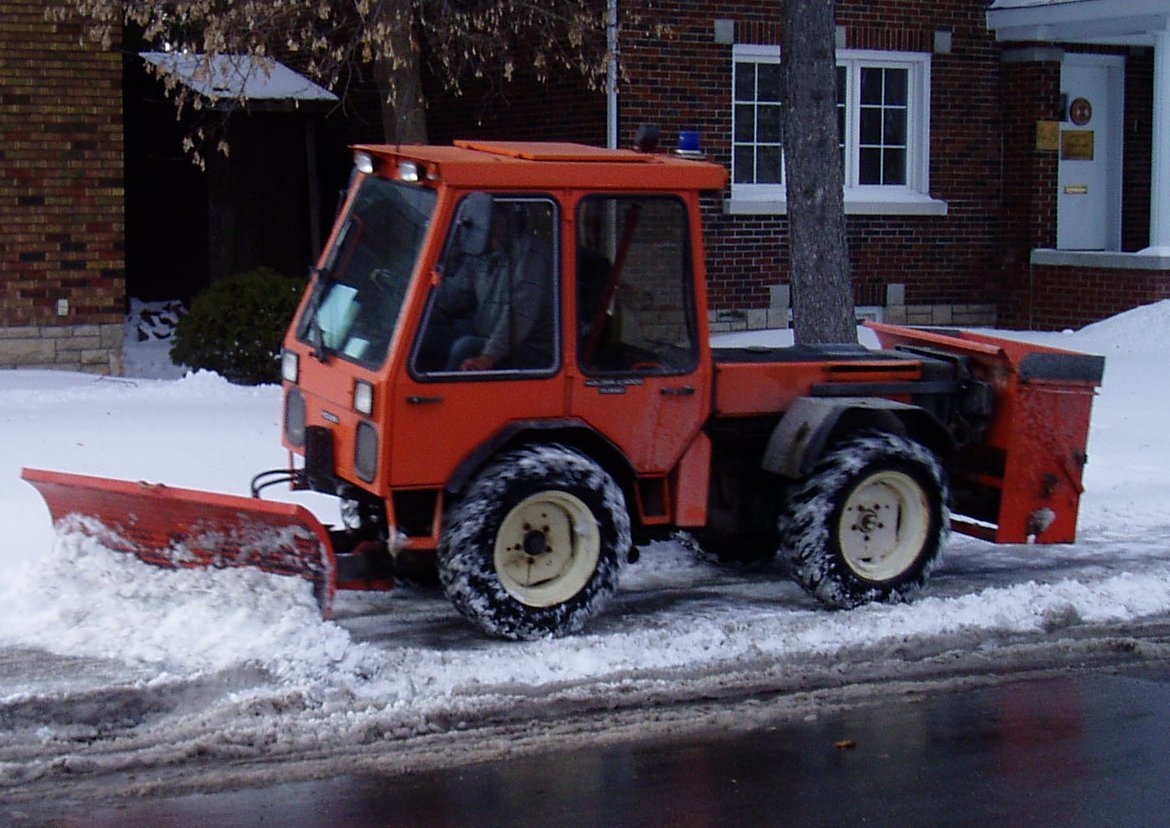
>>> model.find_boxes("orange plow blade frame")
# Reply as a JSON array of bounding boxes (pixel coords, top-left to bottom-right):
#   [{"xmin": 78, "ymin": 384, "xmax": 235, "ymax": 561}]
[{"xmin": 22, "ymin": 467, "xmax": 338, "ymax": 617}]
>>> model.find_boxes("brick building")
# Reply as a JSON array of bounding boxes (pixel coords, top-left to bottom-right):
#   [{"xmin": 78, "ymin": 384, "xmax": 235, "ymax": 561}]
[
  {"xmin": 613, "ymin": 0, "xmax": 1170, "ymax": 332},
  {"xmin": 0, "ymin": 0, "xmax": 125, "ymax": 373},
  {"xmin": 3, "ymin": 0, "xmax": 1168, "ymax": 375}
]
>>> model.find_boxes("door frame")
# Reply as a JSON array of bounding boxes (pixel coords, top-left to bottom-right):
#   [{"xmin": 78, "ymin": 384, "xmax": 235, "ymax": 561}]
[{"xmin": 1058, "ymin": 53, "xmax": 1125, "ymax": 251}]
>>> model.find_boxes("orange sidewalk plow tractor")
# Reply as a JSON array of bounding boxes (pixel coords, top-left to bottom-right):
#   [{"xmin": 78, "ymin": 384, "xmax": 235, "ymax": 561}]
[{"xmin": 23, "ymin": 140, "xmax": 1105, "ymax": 638}]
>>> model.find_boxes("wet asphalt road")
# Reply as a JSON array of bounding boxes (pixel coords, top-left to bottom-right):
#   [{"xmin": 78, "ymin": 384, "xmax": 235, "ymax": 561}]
[{"xmin": 29, "ymin": 660, "xmax": 1170, "ymax": 828}]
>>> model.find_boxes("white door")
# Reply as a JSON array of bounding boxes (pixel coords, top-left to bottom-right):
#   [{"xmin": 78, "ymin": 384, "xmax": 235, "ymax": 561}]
[{"xmin": 1058, "ymin": 55, "xmax": 1124, "ymax": 251}]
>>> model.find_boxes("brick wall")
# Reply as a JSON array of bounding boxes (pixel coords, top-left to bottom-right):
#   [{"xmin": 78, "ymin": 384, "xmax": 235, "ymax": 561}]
[
  {"xmin": 1121, "ymin": 50, "xmax": 1153, "ymax": 252},
  {"xmin": 1024, "ymin": 265, "xmax": 1170, "ymax": 330},
  {"xmin": 996, "ymin": 54, "xmax": 1060, "ymax": 327},
  {"xmin": 0, "ymin": 0, "xmax": 125, "ymax": 373},
  {"xmin": 618, "ymin": 0, "xmax": 1003, "ymax": 328}
]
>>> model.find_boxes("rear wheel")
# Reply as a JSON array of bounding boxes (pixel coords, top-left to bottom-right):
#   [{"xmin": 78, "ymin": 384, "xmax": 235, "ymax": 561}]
[
  {"xmin": 779, "ymin": 433, "xmax": 948, "ymax": 608},
  {"xmin": 438, "ymin": 445, "xmax": 630, "ymax": 640}
]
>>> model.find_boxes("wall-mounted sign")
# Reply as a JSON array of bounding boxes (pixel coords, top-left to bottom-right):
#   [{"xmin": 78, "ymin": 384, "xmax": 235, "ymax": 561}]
[
  {"xmin": 1036, "ymin": 120, "xmax": 1061, "ymax": 151},
  {"xmin": 1061, "ymin": 130, "xmax": 1095, "ymax": 161},
  {"xmin": 1069, "ymin": 97, "xmax": 1093, "ymax": 126}
]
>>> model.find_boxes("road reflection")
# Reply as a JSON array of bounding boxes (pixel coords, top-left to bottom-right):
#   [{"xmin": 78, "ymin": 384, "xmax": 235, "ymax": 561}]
[{"xmin": 44, "ymin": 665, "xmax": 1170, "ymax": 827}]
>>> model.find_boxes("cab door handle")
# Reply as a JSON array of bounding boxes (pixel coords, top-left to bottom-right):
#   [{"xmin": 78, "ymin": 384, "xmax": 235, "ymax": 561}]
[
  {"xmin": 661, "ymin": 385, "xmax": 695, "ymax": 396},
  {"xmin": 407, "ymin": 395, "xmax": 444, "ymax": 405}
]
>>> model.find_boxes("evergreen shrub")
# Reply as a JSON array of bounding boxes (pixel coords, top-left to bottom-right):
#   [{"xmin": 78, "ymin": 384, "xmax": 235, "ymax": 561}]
[{"xmin": 170, "ymin": 267, "xmax": 305, "ymax": 385}]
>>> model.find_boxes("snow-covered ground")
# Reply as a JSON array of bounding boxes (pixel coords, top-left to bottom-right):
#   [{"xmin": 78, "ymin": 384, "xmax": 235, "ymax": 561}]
[{"xmin": 1, "ymin": 301, "xmax": 1169, "ymax": 802}]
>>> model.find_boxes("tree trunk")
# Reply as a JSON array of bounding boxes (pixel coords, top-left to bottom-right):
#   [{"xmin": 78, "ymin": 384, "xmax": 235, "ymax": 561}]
[
  {"xmin": 781, "ymin": 0, "xmax": 856, "ymax": 345},
  {"xmin": 375, "ymin": 7, "xmax": 428, "ymax": 144}
]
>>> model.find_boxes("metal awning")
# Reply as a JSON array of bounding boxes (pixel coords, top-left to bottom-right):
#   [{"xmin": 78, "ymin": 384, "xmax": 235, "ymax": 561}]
[
  {"xmin": 987, "ymin": 0, "xmax": 1170, "ymax": 46},
  {"xmin": 140, "ymin": 52, "xmax": 338, "ymax": 113}
]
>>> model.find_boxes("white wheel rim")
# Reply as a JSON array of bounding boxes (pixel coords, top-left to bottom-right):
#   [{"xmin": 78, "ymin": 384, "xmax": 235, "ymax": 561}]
[
  {"xmin": 494, "ymin": 490, "xmax": 601, "ymax": 607},
  {"xmin": 837, "ymin": 470, "xmax": 930, "ymax": 582}
]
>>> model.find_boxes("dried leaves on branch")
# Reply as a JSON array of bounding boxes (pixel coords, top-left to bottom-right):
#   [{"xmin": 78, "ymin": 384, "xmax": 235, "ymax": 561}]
[{"xmin": 49, "ymin": 1, "xmax": 614, "ymax": 162}]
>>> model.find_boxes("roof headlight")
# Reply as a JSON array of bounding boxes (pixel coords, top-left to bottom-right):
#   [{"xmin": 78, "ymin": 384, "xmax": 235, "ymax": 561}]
[
  {"xmin": 398, "ymin": 161, "xmax": 421, "ymax": 183},
  {"xmin": 355, "ymin": 152, "xmax": 375, "ymax": 175}
]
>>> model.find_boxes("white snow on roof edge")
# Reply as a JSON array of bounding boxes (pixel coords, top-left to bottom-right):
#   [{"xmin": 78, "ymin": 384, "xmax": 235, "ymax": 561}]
[{"xmin": 140, "ymin": 52, "xmax": 337, "ymax": 103}]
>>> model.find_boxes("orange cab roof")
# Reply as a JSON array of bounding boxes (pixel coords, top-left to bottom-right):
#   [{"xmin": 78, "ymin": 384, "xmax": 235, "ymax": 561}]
[{"xmin": 352, "ymin": 140, "xmax": 729, "ymax": 192}]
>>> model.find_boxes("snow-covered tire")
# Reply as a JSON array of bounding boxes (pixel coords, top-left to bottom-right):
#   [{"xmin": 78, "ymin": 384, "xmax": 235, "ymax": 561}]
[
  {"xmin": 779, "ymin": 432, "xmax": 948, "ymax": 609},
  {"xmin": 438, "ymin": 444, "xmax": 630, "ymax": 640}
]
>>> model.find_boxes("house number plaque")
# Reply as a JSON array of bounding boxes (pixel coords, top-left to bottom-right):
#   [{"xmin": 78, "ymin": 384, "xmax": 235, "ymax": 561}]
[{"xmin": 1061, "ymin": 130, "xmax": 1095, "ymax": 161}]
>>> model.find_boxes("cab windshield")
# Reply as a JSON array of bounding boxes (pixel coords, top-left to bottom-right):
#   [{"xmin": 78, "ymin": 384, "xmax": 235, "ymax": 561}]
[{"xmin": 297, "ymin": 176, "xmax": 436, "ymax": 369}]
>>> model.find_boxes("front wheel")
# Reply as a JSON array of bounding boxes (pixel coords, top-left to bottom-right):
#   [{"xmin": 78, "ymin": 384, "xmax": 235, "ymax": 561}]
[
  {"xmin": 438, "ymin": 445, "xmax": 631, "ymax": 640},
  {"xmin": 779, "ymin": 433, "xmax": 948, "ymax": 608}
]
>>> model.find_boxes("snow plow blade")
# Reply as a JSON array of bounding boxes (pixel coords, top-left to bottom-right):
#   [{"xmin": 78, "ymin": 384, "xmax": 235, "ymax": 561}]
[{"xmin": 22, "ymin": 467, "xmax": 337, "ymax": 617}]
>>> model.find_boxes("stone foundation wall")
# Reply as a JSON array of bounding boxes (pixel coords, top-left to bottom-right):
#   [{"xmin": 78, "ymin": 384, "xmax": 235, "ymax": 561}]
[
  {"xmin": 709, "ymin": 302, "xmax": 997, "ymax": 334},
  {"xmin": 0, "ymin": 324, "xmax": 124, "ymax": 375}
]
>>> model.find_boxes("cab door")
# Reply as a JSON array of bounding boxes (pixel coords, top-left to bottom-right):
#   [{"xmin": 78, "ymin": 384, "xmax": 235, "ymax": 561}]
[
  {"xmin": 388, "ymin": 193, "xmax": 564, "ymax": 488},
  {"xmin": 569, "ymin": 194, "xmax": 711, "ymax": 477}
]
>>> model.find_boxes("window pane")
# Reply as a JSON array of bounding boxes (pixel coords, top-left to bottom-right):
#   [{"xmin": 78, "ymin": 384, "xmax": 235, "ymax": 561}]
[
  {"xmin": 859, "ymin": 147, "xmax": 882, "ymax": 184},
  {"xmin": 758, "ymin": 104, "xmax": 782, "ymax": 143},
  {"xmin": 735, "ymin": 104, "xmax": 756, "ymax": 142},
  {"xmin": 836, "ymin": 66, "xmax": 846, "ymax": 102},
  {"xmin": 883, "ymin": 149, "xmax": 906, "ymax": 184},
  {"xmin": 885, "ymin": 68, "xmax": 908, "ymax": 105},
  {"xmin": 415, "ymin": 196, "xmax": 558, "ymax": 375},
  {"xmin": 860, "ymin": 67, "xmax": 883, "ymax": 105},
  {"xmin": 860, "ymin": 108, "xmax": 882, "ymax": 145},
  {"xmin": 883, "ymin": 108, "xmax": 907, "ymax": 145},
  {"xmin": 757, "ymin": 145, "xmax": 782, "ymax": 184},
  {"xmin": 733, "ymin": 145, "xmax": 755, "ymax": 183},
  {"xmin": 578, "ymin": 197, "xmax": 697, "ymax": 375},
  {"xmin": 758, "ymin": 62, "xmax": 782, "ymax": 101},
  {"xmin": 302, "ymin": 178, "xmax": 436, "ymax": 370},
  {"xmin": 734, "ymin": 62, "xmax": 755, "ymax": 101}
]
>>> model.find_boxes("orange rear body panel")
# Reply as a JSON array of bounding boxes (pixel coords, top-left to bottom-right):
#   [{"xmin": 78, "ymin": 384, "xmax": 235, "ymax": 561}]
[
  {"xmin": 869, "ymin": 322, "xmax": 1103, "ymax": 543},
  {"xmin": 713, "ymin": 357, "xmax": 925, "ymax": 416}
]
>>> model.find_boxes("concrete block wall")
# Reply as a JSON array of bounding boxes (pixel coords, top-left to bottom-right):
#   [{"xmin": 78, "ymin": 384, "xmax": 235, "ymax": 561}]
[{"xmin": 0, "ymin": 322, "xmax": 123, "ymax": 374}]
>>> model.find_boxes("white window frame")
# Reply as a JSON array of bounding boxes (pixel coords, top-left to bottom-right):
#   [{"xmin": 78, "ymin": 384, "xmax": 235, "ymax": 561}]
[{"xmin": 727, "ymin": 44, "xmax": 947, "ymax": 216}]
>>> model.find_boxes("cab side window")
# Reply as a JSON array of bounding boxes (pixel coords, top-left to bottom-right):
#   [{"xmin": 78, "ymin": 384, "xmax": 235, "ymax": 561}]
[
  {"xmin": 413, "ymin": 194, "xmax": 559, "ymax": 376},
  {"xmin": 576, "ymin": 196, "xmax": 698, "ymax": 375}
]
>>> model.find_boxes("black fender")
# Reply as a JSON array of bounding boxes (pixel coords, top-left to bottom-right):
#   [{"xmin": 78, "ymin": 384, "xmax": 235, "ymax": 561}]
[
  {"xmin": 445, "ymin": 418, "xmax": 636, "ymax": 497},
  {"xmin": 762, "ymin": 396, "xmax": 954, "ymax": 480}
]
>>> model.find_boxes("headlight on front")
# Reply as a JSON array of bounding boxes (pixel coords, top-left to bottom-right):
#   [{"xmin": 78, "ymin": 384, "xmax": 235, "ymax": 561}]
[
  {"xmin": 281, "ymin": 350, "xmax": 299, "ymax": 384},
  {"xmin": 354, "ymin": 379, "xmax": 374, "ymax": 416}
]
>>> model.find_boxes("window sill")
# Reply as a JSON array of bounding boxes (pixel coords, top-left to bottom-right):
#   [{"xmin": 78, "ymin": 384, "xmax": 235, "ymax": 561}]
[{"xmin": 724, "ymin": 193, "xmax": 948, "ymax": 217}]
